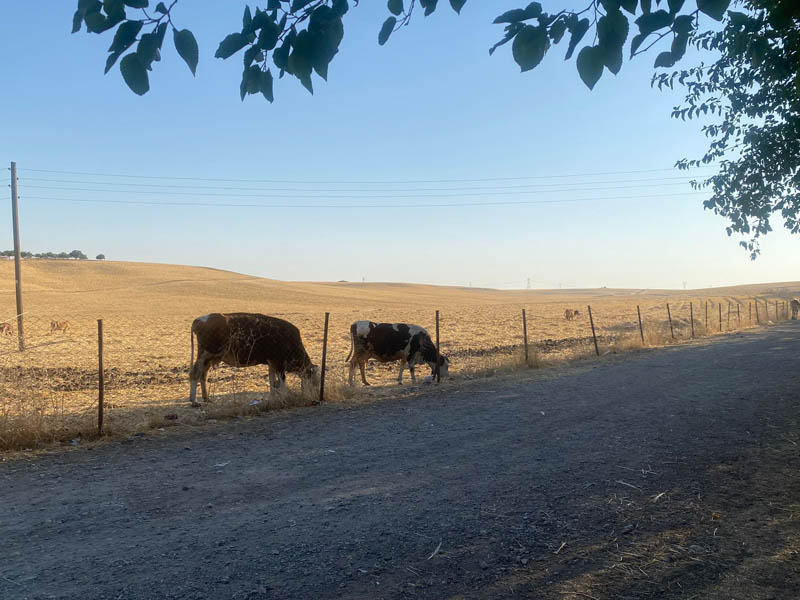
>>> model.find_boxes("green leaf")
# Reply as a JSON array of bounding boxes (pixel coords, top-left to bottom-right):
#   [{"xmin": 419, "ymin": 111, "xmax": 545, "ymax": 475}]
[
  {"xmin": 243, "ymin": 5, "xmax": 252, "ymax": 30},
  {"xmin": 629, "ymin": 32, "xmax": 646, "ymax": 56},
  {"xmin": 136, "ymin": 32, "xmax": 160, "ymax": 70},
  {"xmin": 72, "ymin": 10, "xmax": 84, "ymax": 33},
  {"xmin": 388, "ymin": 0, "xmax": 403, "ymax": 16},
  {"xmin": 291, "ymin": 0, "xmax": 314, "ymax": 12},
  {"xmin": 672, "ymin": 14, "xmax": 694, "ymax": 34},
  {"xmin": 108, "ymin": 19, "xmax": 142, "ymax": 54},
  {"xmin": 104, "ymin": 51, "xmax": 123, "ymax": 74},
  {"xmin": 378, "ymin": 16, "xmax": 396, "ymax": 45},
  {"xmin": 419, "ymin": 0, "xmax": 438, "ymax": 16},
  {"xmin": 565, "ymin": 18, "xmax": 590, "ymax": 60},
  {"xmin": 635, "ymin": 10, "xmax": 673, "ymax": 36},
  {"xmin": 549, "ymin": 18, "xmax": 567, "ymax": 44},
  {"xmin": 670, "ymin": 32, "xmax": 689, "ymax": 61},
  {"xmin": 576, "ymin": 45, "xmax": 604, "ymax": 89},
  {"xmin": 122, "ymin": 0, "xmax": 148, "ymax": 7},
  {"xmin": 696, "ymin": 0, "xmax": 730, "ymax": 22},
  {"xmin": 154, "ymin": 2, "xmax": 167, "ymax": 14},
  {"xmin": 512, "ymin": 25, "xmax": 548, "ymax": 72},
  {"xmin": 667, "ymin": 0, "xmax": 685, "ymax": 13},
  {"xmin": 493, "ymin": 9, "xmax": 526, "ymax": 24},
  {"xmin": 173, "ymin": 29, "xmax": 198, "ymax": 75},
  {"xmin": 654, "ymin": 50, "xmax": 675, "ymax": 68},
  {"xmin": 619, "ymin": 0, "xmax": 636, "ymax": 14},
  {"xmin": 449, "ymin": 0, "xmax": 466, "ymax": 13},
  {"xmin": 119, "ymin": 52, "xmax": 149, "ymax": 95},
  {"xmin": 257, "ymin": 17, "xmax": 281, "ymax": 51},
  {"xmin": 260, "ymin": 69, "xmax": 274, "ymax": 102},
  {"xmin": 215, "ymin": 33, "xmax": 249, "ymax": 59}
]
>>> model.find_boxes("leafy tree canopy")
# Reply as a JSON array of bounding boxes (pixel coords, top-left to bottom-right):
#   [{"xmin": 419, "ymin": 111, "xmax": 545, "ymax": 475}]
[{"xmin": 71, "ymin": 0, "xmax": 800, "ymax": 256}]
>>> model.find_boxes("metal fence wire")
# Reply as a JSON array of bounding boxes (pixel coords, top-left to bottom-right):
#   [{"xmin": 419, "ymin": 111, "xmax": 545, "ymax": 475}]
[{"xmin": 0, "ymin": 295, "xmax": 794, "ymax": 450}]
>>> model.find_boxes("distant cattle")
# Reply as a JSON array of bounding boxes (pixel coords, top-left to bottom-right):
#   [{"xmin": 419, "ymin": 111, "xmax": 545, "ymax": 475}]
[
  {"xmin": 565, "ymin": 309, "xmax": 581, "ymax": 321},
  {"xmin": 50, "ymin": 320, "xmax": 69, "ymax": 334},
  {"xmin": 189, "ymin": 312, "xmax": 317, "ymax": 406},
  {"xmin": 792, "ymin": 299, "xmax": 800, "ymax": 320},
  {"xmin": 0, "ymin": 323, "xmax": 12, "ymax": 336},
  {"xmin": 346, "ymin": 321, "xmax": 449, "ymax": 386}
]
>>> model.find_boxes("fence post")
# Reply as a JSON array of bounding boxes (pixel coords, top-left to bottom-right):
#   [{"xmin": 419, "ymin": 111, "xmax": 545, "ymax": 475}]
[
  {"xmin": 522, "ymin": 308, "xmax": 529, "ymax": 366},
  {"xmin": 737, "ymin": 303, "xmax": 741, "ymax": 325},
  {"xmin": 666, "ymin": 303, "xmax": 674, "ymax": 339},
  {"xmin": 690, "ymin": 302, "xmax": 695, "ymax": 338},
  {"xmin": 755, "ymin": 300, "xmax": 760, "ymax": 324},
  {"xmin": 749, "ymin": 302, "xmax": 752, "ymax": 323},
  {"xmin": 435, "ymin": 310, "xmax": 441, "ymax": 383},
  {"xmin": 637, "ymin": 305, "xmax": 645, "ymax": 345},
  {"xmin": 10, "ymin": 162, "xmax": 24, "ymax": 352},
  {"xmin": 727, "ymin": 302, "xmax": 731, "ymax": 329},
  {"xmin": 97, "ymin": 319, "xmax": 104, "ymax": 436},
  {"xmin": 588, "ymin": 305, "xmax": 599, "ymax": 356},
  {"xmin": 318, "ymin": 312, "xmax": 329, "ymax": 403},
  {"xmin": 775, "ymin": 300, "xmax": 779, "ymax": 322},
  {"xmin": 705, "ymin": 300, "xmax": 708, "ymax": 329},
  {"xmin": 719, "ymin": 303, "xmax": 722, "ymax": 331}
]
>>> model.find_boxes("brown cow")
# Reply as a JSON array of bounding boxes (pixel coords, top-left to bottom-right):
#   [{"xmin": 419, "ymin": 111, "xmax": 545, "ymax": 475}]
[
  {"xmin": 346, "ymin": 321, "xmax": 449, "ymax": 386},
  {"xmin": 50, "ymin": 320, "xmax": 69, "ymax": 334},
  {"xmin": 189, "ymin": 313, "xmax": 318, "ymax": 406},
  {"xmin": 564, "ymin": 309, "xmax": 574, "ymax": 321},
  {"xmin": 791, "ymin": 299, "xmax": 800, "ymax": 320},
  {"xmin": 0, "ymin": 323, "xmax": 12, "ymax": 336}
]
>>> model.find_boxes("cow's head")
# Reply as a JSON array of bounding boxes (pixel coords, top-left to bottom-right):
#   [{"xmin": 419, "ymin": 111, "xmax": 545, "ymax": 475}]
[
  {"xmin": 300, "ymin": 363, "xmax": 320, "ymax": 392},
  {"xmin": 429, "ymin": 355, "xmax": 450, "ymax": 379}
]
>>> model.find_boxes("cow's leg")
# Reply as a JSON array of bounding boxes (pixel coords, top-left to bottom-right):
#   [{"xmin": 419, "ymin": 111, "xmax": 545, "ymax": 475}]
[
  {"xmin": 347, "ymin": 359, "xmax": 357, "ymax": 386},
  {"xmin": 397, "ymin": 362, "xmax": 404, "ymax": 385},
  {"xmin": 189, "ymin": 352, "xmax": 213, "ymax": 406},
  {"xmin": 268, "ymin": 366, "xmax": 279, "ymax": 394},
  {"xmin": 359, "ymin": 359, "xmax": 370, "ymax": 386},
  {"xmin": 408, "ymin": 360, "xmax": 417, "ymax": 384}
]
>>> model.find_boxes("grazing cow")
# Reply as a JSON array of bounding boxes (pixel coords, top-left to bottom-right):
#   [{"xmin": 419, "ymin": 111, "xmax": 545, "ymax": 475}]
[
  {"xmin": 792, "ymin": 299, "xmax": 800, "ymax": 320},
  {"xmin": 564, "ymin": 309, "xmax": 574, "ymax": 321},
  {"xmin": 346, "ymin": 321, "xmax": 449, "ymax": 386},
  {"xmin": 189, "ymin": 312, "xmax": 318, "ymax": 407},
  {"xmin": 50, "ymin": 320, "xmax": 69, "ymax": 334},
  {"xmin": 0, "ymin": 323, "xmax": 12, "ymax": 336},
  {"xmin": 573, "ymin": 309, "xmax": 581, "ymax": 318}
]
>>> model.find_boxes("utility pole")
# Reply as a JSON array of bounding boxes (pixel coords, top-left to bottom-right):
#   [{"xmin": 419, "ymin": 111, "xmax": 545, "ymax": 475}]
[
  {"xmin": 10, "ymin": 162, "xmax": 24, "ymax": 351},
  {"xmin": 526, "ymin": 277, "xmax": 531, "ymax": 290}
]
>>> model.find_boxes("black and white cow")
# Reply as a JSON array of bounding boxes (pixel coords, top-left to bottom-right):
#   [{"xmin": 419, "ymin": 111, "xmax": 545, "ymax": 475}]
[
  {"xmin": 791, "ymin": 299, "xmax": 800, "ymax": 320},
  {"xmin": 346, "ymin": 321, "xmax": 449, "ymax": 386}
]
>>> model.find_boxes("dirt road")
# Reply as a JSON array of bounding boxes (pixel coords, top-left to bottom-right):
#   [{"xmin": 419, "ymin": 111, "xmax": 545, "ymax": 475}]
[{"xmin": 2, "ymin": 324, "xmax": 799, "ymax": 599}]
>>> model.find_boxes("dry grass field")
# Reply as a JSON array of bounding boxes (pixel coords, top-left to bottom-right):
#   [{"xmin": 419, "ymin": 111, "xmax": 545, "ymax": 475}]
[{"xmin": 0, "ymin": 259, "xmax": 797, "ymax": 450}]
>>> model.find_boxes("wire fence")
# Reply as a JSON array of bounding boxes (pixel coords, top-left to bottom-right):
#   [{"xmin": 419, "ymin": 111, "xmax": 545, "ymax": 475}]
[{"xmin": 0, "ymin": 295, "xmax": 795, "ymax": 451}]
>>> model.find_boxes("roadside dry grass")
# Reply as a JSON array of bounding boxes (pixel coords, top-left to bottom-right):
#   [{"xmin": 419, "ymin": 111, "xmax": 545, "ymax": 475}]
[{"xmin": 0, "ymin": 260, "xmax": 797, "ymax": 451}]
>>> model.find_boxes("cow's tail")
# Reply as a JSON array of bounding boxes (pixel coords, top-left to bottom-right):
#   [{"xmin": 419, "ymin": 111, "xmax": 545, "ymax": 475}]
[
  {"xmin": 344, "ymin": 324, "xmax": 354, "ymax": 363},
  {"xmin": 190, "ymin": 324, "xmax": 195, "ymax": 372}
]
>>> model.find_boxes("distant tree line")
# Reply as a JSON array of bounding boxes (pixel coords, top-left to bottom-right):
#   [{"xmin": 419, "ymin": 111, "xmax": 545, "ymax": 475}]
[{"xmin": 0, "ymin": 250, "xmax": 105, "ymax": 260}]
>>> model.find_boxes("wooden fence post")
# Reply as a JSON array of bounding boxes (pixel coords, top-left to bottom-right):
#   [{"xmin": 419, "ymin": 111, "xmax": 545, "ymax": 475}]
[
  {"xmin": 705, "ymin": 300, "xmax": 708, "ymax": 329},
  {"xmin": 690, "ymin": 302, "xmax": 695, "ymax": 338},
  {"xmin": 737, "ymin": 303, "xmax": 741, "ymax": 325},
  {"xmin": 666, "ymin": 303, "xmax": 674, "ymax": 339},
  {"xmin": 318, "ymin": 312, "xmax": 329, "ymax": 403},
  {"xmin": 775, "ymin": 300, "xmax": 779, "ymax": 322},
  {"xmin": 435, "ymin": 310, "xmax": 441, "ymax": 383},
  {"xmin": 588, "ymin": 305, "xmax": 599, "ymax": 356},
  {"xmin": 522, "ymin": 308, "xmax": 529, "ymax": 366},
  {"xmin": 727, "ymin": 302, "xmax": 731, "ymax": 329},
  {"xmin": 719, "ymin": 303, "xmax": 722, "ymax": 331},
  {"xmin": 637, "ymin": 305, "xmax": 645, "ymax": 345},
  {"xmin": 749, "ymin": 302, "xmax": 752, "ymax": 323},
  {"xmin": 97, "ymin": 319, "xmax": 104, "ymax": 436},
  {"xmin": 755, "ymin": 300, "xmax": 760, "ymax": 324}
]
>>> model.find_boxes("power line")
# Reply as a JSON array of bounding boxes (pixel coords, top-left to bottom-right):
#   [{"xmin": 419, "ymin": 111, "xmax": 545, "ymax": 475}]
[
  {"xmin": 17, "ymin": 174, "xmax": 702, "ymax": 193},
  {"xmin": 23, "ymin": 191, "xmax": 709, "ymax": 209},
  {"xmin": 19, "ymin": 165, "xmax": 716, "ymax": 185},
  {"xmin": 20, "ymin": 180, "xmax": 699, "ymax": 199}
]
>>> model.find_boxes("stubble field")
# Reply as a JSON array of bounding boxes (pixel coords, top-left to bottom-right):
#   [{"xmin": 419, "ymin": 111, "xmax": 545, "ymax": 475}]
[{"xmin": 0, "ymin": 259, "xmax": 796, "ymax": 450}]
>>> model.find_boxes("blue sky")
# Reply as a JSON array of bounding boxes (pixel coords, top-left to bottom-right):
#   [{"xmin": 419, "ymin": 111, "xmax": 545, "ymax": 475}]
[{"xmin": 1, "ymin": 1, "xmax": 796, "ymax": 289}]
